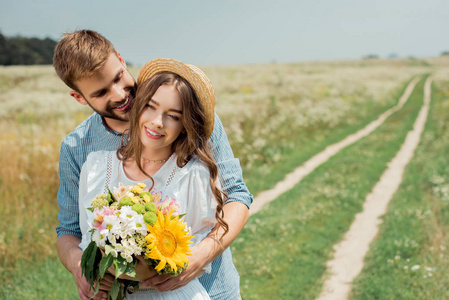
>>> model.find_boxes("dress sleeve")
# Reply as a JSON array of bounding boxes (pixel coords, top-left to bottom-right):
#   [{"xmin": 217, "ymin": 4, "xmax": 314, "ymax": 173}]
[
  {"xmin": 177, "ymin": 160, "xmax": 219, "ymax": 273},
  {"xmin": 78, "ymin": 151, "xmax": 109, "ymax": 251},
  {"xmin": 209, "ymin": 113, "xmax": 253, "ymax": 208}
]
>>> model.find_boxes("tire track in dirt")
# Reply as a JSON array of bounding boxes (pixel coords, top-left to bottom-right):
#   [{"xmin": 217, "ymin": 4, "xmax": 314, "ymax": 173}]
[
  {"xmin": 316, "ymin": 77, "xmax": 432, "ymax": 300},
  {"xmin": 249, "ymin": 77, "xmax": 420, "ymax": 216}
]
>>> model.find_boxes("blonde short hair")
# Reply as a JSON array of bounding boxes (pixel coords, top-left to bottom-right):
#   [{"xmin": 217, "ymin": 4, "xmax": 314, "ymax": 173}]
[{"xmin": 53, "ymin": 30, "xmax": 115, "ymax": 92}]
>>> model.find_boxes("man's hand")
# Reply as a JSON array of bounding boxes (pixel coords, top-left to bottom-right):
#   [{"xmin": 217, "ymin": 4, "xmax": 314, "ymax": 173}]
[
  {"xmin": 57, "ymin": 235, "xmax": 109, "ymax": 299},
  {"xmin": 73, "ymin": 265, "xmax": 111, "ymax": 300}
]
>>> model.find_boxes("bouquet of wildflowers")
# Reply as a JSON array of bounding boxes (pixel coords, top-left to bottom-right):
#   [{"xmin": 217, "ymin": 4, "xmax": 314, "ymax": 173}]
[{"xmin": 81, "ymin": 183, "xmax": 193, "ymax": 299}]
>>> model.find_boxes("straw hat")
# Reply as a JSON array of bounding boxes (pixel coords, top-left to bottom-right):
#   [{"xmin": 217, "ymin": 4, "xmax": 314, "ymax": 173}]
[{"xmin": 137, "ymin": 58, "xmax": 215, "ymax": 138}]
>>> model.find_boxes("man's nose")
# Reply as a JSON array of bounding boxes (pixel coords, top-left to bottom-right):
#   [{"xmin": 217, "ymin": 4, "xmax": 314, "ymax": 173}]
[{"xmin": 111, "ymin": 84, "xmax": 126, "ymax": 101}]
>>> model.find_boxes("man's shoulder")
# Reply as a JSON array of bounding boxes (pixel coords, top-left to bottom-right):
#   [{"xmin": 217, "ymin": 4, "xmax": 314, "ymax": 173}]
[
  {"xmin": 210, "ymin": 113, "xmax": 224, "ymax": 141},
  {"xmin": 61, "ymin": 113, "xmax": 101, "ymax": 147}
]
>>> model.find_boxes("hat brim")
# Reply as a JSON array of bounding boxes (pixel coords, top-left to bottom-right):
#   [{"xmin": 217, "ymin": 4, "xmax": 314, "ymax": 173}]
[{"xmin": 137, "ymin": 58, "xmax": 215, "ymax": 139}]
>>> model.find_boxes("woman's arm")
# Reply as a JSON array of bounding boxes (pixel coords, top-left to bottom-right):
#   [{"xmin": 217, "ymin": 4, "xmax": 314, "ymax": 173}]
[{"xmin": 141, "ymin": 154, "xmax": 250, "ymax": 291}]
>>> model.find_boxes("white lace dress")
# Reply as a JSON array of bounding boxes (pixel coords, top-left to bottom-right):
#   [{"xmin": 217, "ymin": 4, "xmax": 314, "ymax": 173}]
[{"xmin": 79, "ymin": 151, "xmax": 218, "ymax": 299}]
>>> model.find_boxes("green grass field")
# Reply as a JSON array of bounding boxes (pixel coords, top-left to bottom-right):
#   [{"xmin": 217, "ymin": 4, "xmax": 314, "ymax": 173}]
[
  {"xmin": 349, "ymin": 79, "xmax": 449, "ymax": 299},
  {"xmin": 232, "ymin": 77, "xmax": 428, "ymax": 299},
  {"xmin": 1, "ymin": 57, "xmax": 449, "ymax": 299}
]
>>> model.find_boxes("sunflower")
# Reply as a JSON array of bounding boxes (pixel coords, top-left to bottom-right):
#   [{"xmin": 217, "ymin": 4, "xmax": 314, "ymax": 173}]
[{"xmin": 144, "ymin": 210, "xmax": 193, "ymax": 274}]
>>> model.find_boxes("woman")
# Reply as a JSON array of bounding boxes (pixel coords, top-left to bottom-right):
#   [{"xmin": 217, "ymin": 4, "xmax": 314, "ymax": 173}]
[{"xmin": 78, "ymin": 58, "xmax": 237, "ymax": 299}]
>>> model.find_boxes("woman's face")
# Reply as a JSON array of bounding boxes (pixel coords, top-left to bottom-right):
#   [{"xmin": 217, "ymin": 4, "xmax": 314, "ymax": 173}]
[{"xmin": 138, "ymin": 84, "xmax": 184, "ymax": 155}]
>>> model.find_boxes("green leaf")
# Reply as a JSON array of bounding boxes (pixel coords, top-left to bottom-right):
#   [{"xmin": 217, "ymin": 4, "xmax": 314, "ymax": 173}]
[
  {"xmin": 109, "ymin": 279, "xmax": 120, "ymax": 300},
  {"xmin": 113, "ymin": 256, "xmax": 127, "ymax": 279},
  {"xmin": 104, "ymin": 244, "xmax": 114, "ymax": 255},
  {"xmin": 92, "ymin": 281, "xmax": 100, "ymax": 298},
  {"xmin": 99, "ymin": 254, "xmax": 114, "ymax": 278},
  {"xmin": 87, "ymin": 207, "xmax": 94, "ymax": 212},
  {"xmin": 81, "ymin": 242, "xmax": 99, "ymax": 287},
  {"xmin": 124, "ymin": 262, "xmax": 137, "ymax": 279},
  {"xmin": 107, "ymin": 186, "xmax": 117, "ymax": 204}
]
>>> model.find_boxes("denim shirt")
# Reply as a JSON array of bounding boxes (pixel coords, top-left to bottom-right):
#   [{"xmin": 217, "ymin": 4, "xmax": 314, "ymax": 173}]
[{"xmin": 56, "ymin": 112, "xmax": 252, "ymax": 300}]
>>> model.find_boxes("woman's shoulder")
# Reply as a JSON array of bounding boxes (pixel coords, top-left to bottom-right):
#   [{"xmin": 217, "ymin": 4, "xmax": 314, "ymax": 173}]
[
  {"xmin": 173, "ymin": 154, "xmax": 210, "ymax": 181},
  {"xmin": 186, "ymin": 155, "xmax": 210, "ymax": 174},
  {"xmin": 85, "ymin": 150, "xmax": 114, "ymax": 161},
  {"xmin": 84, "ymin": 150, "xmax": 117, "ymax": 169}
]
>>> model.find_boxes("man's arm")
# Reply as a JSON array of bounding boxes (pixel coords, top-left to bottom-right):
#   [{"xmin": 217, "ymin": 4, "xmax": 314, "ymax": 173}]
[
  {"xmin": 57, "ymin": 235, "xmax": 96, "ymax": 300},
  {"xmin": 57, "ymin": 235, "xmax": 113, "ymax": 299},
  {"xmin": 57, "ymin": 143, "xmax": 111, "ymax": 299},
  {"xmin": 142, "ymin": 114, "xmax": 252, "ymax": 291}
]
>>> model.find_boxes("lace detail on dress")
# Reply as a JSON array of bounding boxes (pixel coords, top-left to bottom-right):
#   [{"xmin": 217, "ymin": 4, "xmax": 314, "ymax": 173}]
[
  {"xmin": 165, "ymin": 166, "xmax": 179, "ymax": 190},
  {"xmin": 104, "ymin": 152, "xmax": 113, "ymax": 193}
]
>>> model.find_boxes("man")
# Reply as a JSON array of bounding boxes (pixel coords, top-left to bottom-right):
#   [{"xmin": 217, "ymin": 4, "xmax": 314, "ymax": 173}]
[{"xmin": 53, "ymin": 30, "xmax": 252, "ymax": 300}]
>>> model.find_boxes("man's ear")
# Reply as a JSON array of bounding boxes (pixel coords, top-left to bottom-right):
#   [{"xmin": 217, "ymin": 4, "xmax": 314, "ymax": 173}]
[
  {"xmin": 116, "ymin": 51, "xmax": 126, "ymax": 67},
  {"xmin": 70, "ymin": 91, "xmax": 88, "ymax": 105}
]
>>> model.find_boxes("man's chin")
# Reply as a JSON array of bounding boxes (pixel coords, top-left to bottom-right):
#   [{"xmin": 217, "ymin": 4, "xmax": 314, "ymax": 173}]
[
  {"xmin": 100, "ymin": 110, "xmax": 130, "ymax": 123},
  {"xmin": 110, "ymin": 114, "xmax": 129, "ymax": 123}
]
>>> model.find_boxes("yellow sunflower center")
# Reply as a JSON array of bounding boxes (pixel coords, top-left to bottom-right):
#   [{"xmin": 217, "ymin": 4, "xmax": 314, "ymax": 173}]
[{"xmin": 158, "ymin": 229, "xmax": 177, "ymax": 256}]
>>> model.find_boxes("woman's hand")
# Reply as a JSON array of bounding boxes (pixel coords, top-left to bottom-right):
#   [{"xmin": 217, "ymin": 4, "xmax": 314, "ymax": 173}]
[
  {"xmin": 134, "ymin": 255, "xmax": 159, "ymax": 281},
  {"xmin": 140, "ymin": 243, "xmax": 208, "ymax": 291},
  {"xmin": 107, "ymin": 255, "xmax": 158, "ymax": 282},
  {"xmin": 98, "ymin": 272, "xmax": 115, "ymax": 292}
]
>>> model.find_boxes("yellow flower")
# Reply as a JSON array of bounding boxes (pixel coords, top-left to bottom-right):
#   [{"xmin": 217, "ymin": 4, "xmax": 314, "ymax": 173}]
[
  {"xmin": 131, "ymin": 196, "xmax": 141, "ymax": 204},
  {"xmin": 138, "ymin": 183, "xmax": 146, "ymax": 188},
  {"xmin": 145, "ymin": 211, "xmax": 193, "ymax": 273},
  {"xmin": 143, "ymin": 194, "xmax": 152, "ymax": 203},
  {"xmin": 133, "ymin": 185, "xmax": 143, "ymax": 194}
]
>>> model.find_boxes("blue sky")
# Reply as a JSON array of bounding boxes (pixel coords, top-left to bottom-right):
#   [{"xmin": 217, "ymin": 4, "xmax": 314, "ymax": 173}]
[{"xmin": 1, "ymin": 0, "xmax": 448, "ymax": 66}]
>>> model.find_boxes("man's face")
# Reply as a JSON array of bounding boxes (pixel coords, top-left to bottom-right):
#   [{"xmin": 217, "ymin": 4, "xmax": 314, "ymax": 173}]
[{"xmin": 73, "ymin": 53, "xmax": 136, "ymax": 124}]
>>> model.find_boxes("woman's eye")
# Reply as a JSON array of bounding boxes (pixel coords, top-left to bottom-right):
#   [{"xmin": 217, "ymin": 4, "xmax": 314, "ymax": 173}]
[
  {"xmin": 145, "ymin": 104, "xmax": 156, "ymax": 109},
  {"xmin": 169, "ymin": 115, "xmax": 180, "ymax": 121}
]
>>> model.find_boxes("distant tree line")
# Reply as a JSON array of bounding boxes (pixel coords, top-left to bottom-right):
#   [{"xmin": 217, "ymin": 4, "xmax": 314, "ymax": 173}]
[{"xmin": 0, "ymin": 31, "xmax": 57, "ymax": 65}]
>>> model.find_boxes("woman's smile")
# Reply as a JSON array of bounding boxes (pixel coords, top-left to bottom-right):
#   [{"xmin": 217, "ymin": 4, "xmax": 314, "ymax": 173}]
[{"xmin": 145, "ymin": 126, "xmax": 164, "ymax": 139}]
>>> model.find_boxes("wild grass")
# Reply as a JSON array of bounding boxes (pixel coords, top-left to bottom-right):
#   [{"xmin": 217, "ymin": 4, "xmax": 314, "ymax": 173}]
[
  {"xmin": 0, "ymin": 117, "xmax": 67, "ymax": 281},
  {"xmin": 231, "ymin": 78, "xmax": 427, "ymax": 299},
  {"xmin": 1, "ymin": 257, "xmax": 77, "ymax": 299},
  {"xmin": 206, "ymin": 59, "xmax": 436, "ymax": 194},
  {"xmin": 349, "ymin": 78, "xmax": 449, "ymax": 299},
  {"xmin": 0, "ymin": 57, "xmax": 447, "ymax": 298}
]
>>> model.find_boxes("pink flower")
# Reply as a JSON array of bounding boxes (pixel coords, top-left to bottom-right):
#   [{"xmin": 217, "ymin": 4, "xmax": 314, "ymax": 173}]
[
  {"xmin": 151, "ymin": 190, "xmax": 162, "ymax": 203},
  {"xmin": 155, "ymin": 196, "xmax": 180, "ymax": 216},
  {"xmin": 92, "ymin": 208, "xmax": 106, "ymax": 230},
  {"xmin": 93, "ymin": 217, "xmax": 106, "ymax": 231},
  {"xmin": 92, "ymin": 207, "xmax": 117, "ymax": 231},
  {"xmin": 102, "ymin": 206, "xmax": 117, "ymax": 216}
]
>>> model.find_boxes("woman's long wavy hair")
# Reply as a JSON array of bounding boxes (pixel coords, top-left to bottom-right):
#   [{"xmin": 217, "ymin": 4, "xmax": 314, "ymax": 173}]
[{"xmin": 118, "ymin": 72, "xmax": 229, "ymax": 237}]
